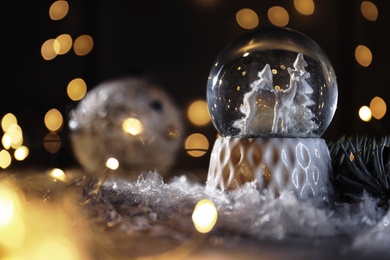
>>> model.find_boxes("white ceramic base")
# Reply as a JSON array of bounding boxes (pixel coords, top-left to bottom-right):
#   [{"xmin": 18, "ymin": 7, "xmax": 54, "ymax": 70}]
[{"xmin": 206, "ymin": 137, "xmax": 334, "ymax": 204}]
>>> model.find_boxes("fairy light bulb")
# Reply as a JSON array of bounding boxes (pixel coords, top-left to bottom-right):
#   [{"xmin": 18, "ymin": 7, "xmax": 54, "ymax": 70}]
[{"xmin": 207, "ymin": 26, "xmax": 338, "ymax": 138}]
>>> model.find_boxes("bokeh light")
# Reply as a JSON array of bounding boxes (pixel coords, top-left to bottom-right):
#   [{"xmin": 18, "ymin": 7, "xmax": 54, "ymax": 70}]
[
  {"xmin": 370, "ymin": 96, "xmax": 386, "ymax": 120},
  {"xmin": 0, "ymin": 113, "xmax": 29, "ymax": 162},
  {"xmin": 359, "ymin": 106, "xmax": 372, "ymax": 122},
  {"xmin": 67, "ymin": 78, "xmax": 87, "ymax": 101},
  {"xmin": 2, "ymin": 134, "xmax": 12, "ymax": 150},
  {"xmin": 268, "ymin": 6, "xmax": 289, "ymax": 26},
  {"xmin": 184, "ymin": 133, "xmax": 209, "ymax": 157},
  {"xmin": 44, "ymin": 132, "xmax": 62, "ymax": 153},
  {"xmin": 49, "ymin": 169, "xmax": 66, "ymax": 183},
  {"xmin": 0, "ymin": 181, "xmax": 91, "ymax": 260},
  {"xmin": 35, "ymin": 238, "xmax": 80, "ymax": 260},
  {"xmin": 361, "ymin": 1, "xmax": 378, "ymax": 22},
  {"xmin": 41, "ymin": 39, "xmax": 59, "ymax": 60},
  {"xmin": 294, "ymin": 0, "xmax": 315, "ymax": 15},
  {"xmin": 192, "ymin": 199, "xmax": 218, "ymax": 233},
  {"xmin": 14, "ymin": 146, "xmax": 29, "ymax": 161},
  {"xmin": 106, "ymin": 158, "xmax": 119, "ymax": 170},
  {"xmin": 0, "ymin": 182, "xmax": 25, "ymax": 249},
  {"xmin": 74, "ymin": 35, "xmax": 94, "ymax": 56},
  {"xmin": 187, "ymin": 100, "xmax": 211, "ymax": 126},
  {"xmin": 122, "ymin": 118, "xmax": 144, "ymax": 136},
  {"xmin": 0, "ymin": 188, "xmax": 16, "ymax": 227},
  {"xmin": 48, "ymin": 168, "xmax": 67, "ymax": 182},
  {"xmin": 355, "ymin": 45, "xmax": 372, "ymax": 67},
  {"xmin": 56, "ymin": 34, "xmax": 73, "ymax": 55},
  {"xmin": 236, "ymin": 8, "xmax": 258, "ymax": 29},
  {"xmin": 0, "ymin": 149, "xmax": 12, "ymax": 169},
  {"xmin": 49, "ymin": 0, "xmax": 69, "ymax": 21},
  {"xmin": 44, "ymin": 109, "xmax": 63, "ymax": 132},
  {"xmin": 1, "ymin": 113, "xmax": 17, "ymax": 132},
  {"xmin": 7, "ymin": 124, "xmax": 23, "ymax": 149},
  {"xmin": 0, "ymin": 207, "xmax": 24, "ymax": 249}
]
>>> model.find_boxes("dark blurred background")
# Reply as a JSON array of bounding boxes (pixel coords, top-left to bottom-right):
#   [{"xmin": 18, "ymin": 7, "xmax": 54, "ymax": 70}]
[{"xmin": 1, "ymin": 0, "xmax": 389, "ymax": 174}]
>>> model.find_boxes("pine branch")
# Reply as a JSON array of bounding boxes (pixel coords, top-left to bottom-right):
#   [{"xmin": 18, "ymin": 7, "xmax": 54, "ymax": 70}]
[{"xmin": 328, "ymin": 135, "xmax": 390, "ymax": 209}]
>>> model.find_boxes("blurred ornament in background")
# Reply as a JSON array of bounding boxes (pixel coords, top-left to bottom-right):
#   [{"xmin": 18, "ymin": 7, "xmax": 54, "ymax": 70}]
[
  {"xmin": 206, "ymin": 26, "xmax": 338, "ymax": 205},
  {"xmin": 68, "ymin": 76, "xmax": 184, "ymax": 179}
]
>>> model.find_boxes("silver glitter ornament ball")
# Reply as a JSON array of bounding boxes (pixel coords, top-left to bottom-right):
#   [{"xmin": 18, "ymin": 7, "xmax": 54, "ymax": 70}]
[{"xmin": 68, "ymin": 76, "xmax": 184, "ymax": 179}]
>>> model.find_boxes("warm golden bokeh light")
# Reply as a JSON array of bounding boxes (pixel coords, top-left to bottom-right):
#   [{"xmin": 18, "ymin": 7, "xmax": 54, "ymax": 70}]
[
  {"xmin": 0, "ymin": 149, "xmax": 12, "ymax": 169},
  {"xmin": 1, "ymin": 113, "xmax": 17, "ymax": 133},
  {"xmin": 49, "ymin": 0, "xmax": 69, "ymax": 21},
  {"xmin": 0, "ymin": 206, "xmax": 24, "ymax": 248},
  {"xmin": 0, "ymin": 181, "xmax": 91, "ymax": 260},
  {"xmin": 192, "ymin": 199, "xmax": 218, "ymax": 233},
  {"xmin": 0, "ymin": 181, "xmax": 25, "ymax": 250},
  {"xmin": 355, "ymin": 45, "xmax": 372, "ymax": 67},
  {"xmin": 0, "ymin": 188, "xmax": 16, "ymax": 227},
  {"xmin": 359, "ymin": 105, "xmax": 372, "ymax": 122},
  {"xmin": 361, "ymin": 1, "xmax": 378, "ymax": 22},
  {"xmin": 236, "ymin": 8, "xmax": 259, "ymax": 29},
  {"xmin": 74, "ymin": 35, "xmax": 94, "ymax": 56},
  {"xmin": 187, "ymin": 100, "xmax": 211, "ymax": 126},
  {"xmin": 1, "ymin": 114, "xmax": 25, "ymax": 150},
  {"xmin": 44, "ymin": 109, "xmax": 63, "ymax": 132},
  {"xmin": 67, "ymin": 78, "xmax": 87, "ymax": 101},
  {"xmin": 184, "ymin": 133, "xmax": 209, "ymax": 157},
  {"xmin": 48, "ymin": 168, "xmax": 67, "ymax": 182},
  {"xmin": 44, "ymin": 132, "xmax": 62, "ymax": 154},
  {"xmin": 56, "ymin": 34, "xmax": 73, "ymax": 55},
  {"xmin": 36, "ymin": 237, "xmax": 80, "ymax": 260},
  {"xmin": 294, "ymin": 0, "xmax": 315, "ymax": 15},
  {"xmin": 370, "ymin": 96, "xmax": 387, "ymax": 120},
  {"xmin": 7, "ymin": 124, "xmax": 23, "ymax": 149},
  {"xmin": 106, "ymin": 158, "xmax": 119, "ymax": 170},
  {"xmin": 268, "ymin": 6, "xmax": 289, "ymax": 27},
  {"xmin": 122, "ymin": 118, "xmax": 144, "ymax": 136},
  {"xmin": 14, "ymin": 146, "xmax": 29, "ymax": 161},
  {"xmin": 41, "ymin": 39, "xmax": 58, "ymax": 60},
  {"xmin": 2, "ymin": 133, "xmax": 12, "ymax": 150}
]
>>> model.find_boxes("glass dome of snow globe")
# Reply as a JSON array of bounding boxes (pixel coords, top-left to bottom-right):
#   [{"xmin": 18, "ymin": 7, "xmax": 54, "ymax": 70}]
[{"xmin": 206, "ymin": 26, "xmax": 338, "ymax": 138}]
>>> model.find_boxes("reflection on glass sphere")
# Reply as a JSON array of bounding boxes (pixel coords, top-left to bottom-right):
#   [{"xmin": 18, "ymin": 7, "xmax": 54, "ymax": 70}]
[
  {"xmin": 68, "ymin": 76, "xmax": 184, "ymax": 178},
  {"xmin": 206, "ymin": 26, "xmax": 338, "ymax": 138}
]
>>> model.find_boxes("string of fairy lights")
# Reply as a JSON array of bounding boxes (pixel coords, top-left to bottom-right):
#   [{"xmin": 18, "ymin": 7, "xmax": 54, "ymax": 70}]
[
  {"xmin": 0, "ymin": 0, "xmax": 386, "ymax": 170},
  {"xmin": 0, "ymin": 1, "xmax": 388, "ymax": 259}
]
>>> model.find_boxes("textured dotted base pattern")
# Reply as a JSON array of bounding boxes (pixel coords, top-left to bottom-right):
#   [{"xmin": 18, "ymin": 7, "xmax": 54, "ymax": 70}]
[{"xmin": 207, "ymin": 137, "xmax": 334, "ymax": 204}]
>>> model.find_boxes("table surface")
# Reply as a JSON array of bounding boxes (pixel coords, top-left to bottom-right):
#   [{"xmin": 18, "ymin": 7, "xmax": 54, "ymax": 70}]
[{"xmin": 2, "ymin": 168, "xmax": 389, "ymax": 260}]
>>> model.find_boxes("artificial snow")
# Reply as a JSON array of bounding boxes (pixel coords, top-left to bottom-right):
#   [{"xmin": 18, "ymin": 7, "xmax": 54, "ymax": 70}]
[{"xmin": 79, "ymin": 170, "xmax": 390, "ymax": 258}]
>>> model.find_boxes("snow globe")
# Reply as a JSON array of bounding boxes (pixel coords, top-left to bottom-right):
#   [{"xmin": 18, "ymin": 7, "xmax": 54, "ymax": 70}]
[{"xmin": 206, "ymin": 27, "xmax": 338, "ymax": 204}]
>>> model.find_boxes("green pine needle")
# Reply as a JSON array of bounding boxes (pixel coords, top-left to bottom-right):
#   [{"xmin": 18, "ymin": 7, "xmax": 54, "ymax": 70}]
[{"xmin": 328, "ymin": 135, "xmax": 390, "ymax": 209}]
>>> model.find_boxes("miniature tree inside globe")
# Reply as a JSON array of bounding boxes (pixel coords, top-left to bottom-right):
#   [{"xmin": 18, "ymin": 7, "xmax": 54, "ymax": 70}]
[
  {"xmin": 206, "ymin": 27, "xmax": 338, "ymax": 206},
  {"xmin": 207, "ymin": 26, "xmax": 338, "ymax": 138}
]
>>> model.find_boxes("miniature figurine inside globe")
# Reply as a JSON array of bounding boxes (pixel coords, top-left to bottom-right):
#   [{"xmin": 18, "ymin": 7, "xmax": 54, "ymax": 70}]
[{"xmin": 207, "ymin": 26, "xmax": 338, "ymax": 138}]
